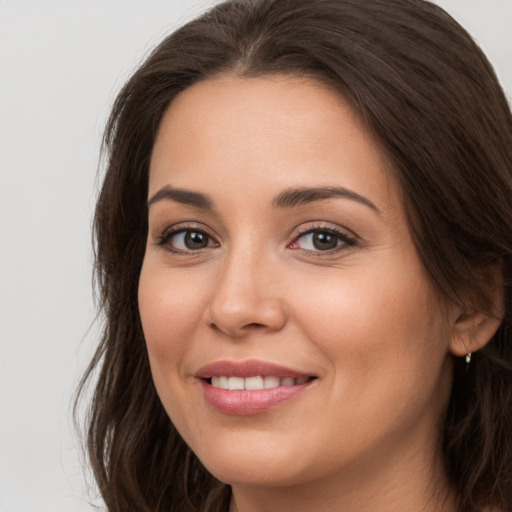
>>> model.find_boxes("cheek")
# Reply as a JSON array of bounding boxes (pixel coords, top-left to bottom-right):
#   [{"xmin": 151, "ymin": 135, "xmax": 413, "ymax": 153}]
[
  {"xmin": 295, "ymin": 270, "xmax": 428, "ymax": 345},
  {"xmin": 286, "ymin": 264, "xmax": 452, "ymax": 462},
  {"xmin": 291, "ymin": 254, "xmax": 451, "ymax": 397},
  {"xmin": 137, "ymin": 259, "xmax": 214, "ymax": 444},
  {"xmin": 138, "ymin": 261, "xmax": 206, "ymax": 385}
]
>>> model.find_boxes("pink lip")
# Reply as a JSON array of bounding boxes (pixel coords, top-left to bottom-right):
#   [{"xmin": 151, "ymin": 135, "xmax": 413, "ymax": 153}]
[
  {"xmin": 195, "ymin": 360, "xmax": 316, "ymax": 416},
  {"xmin": 195, "ymin": 359, "xmax": 312, "ymax": 379}
]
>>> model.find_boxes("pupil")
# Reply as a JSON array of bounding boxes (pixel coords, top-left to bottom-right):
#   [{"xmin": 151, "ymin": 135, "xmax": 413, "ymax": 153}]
[
  {"xmin": 185, "ymin": 231, "xmax": 208, "ymax": 249},
  {"xmin": 313, "ymin": 232, "xmax": 338, "ymax": 250}
]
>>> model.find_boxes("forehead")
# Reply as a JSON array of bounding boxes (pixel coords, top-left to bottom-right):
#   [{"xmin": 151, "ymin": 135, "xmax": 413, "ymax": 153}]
[{"xmin": 149, "ymin": 74, "xmax": 397, "ymax": 215}]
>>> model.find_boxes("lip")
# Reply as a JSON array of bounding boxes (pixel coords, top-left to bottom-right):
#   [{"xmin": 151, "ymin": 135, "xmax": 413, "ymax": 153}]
[
  {"xmin": 195, "ymin": 359, "xmax": 313, "ymax": 379},
  {"xmin": 195, "ymin": 360, "xmax": 316, "ymax": 415}
]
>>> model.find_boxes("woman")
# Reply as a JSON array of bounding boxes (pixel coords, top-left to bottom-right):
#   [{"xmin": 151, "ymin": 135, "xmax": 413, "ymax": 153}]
[{"xmin": 78, "ymin": 0, "xmax": 512, "ymax": 510}]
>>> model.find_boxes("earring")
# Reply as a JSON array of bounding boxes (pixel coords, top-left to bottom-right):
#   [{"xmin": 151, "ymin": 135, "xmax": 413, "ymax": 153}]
[{"xmin": 465, "ymin": 352, "xmax": 472, "ymax": 372}]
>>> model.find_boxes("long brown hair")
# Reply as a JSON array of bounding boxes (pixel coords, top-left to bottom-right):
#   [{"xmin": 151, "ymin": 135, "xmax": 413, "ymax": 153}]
[{"xmin": 76, "ymin": 1, "xmax": 512, "ymax": 510}]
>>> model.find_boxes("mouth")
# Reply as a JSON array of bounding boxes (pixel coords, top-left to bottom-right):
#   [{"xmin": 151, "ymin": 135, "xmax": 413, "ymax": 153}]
[{"xmin": 195, "ymin": 360, "xmax": 317, "ymax": 415}]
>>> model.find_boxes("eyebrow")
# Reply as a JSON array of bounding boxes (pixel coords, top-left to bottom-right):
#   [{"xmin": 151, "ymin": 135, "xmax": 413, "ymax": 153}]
[
  {"xmin": 148, "ymin": 185, "xmax": 213, "ymax": 210},
  {"xmin": 271, "ymin": 186, "xmax": 380, "ymax": 213},
  {"xmin": 147, "ymin": 184, "xmax": 380, "ymax": 214}
]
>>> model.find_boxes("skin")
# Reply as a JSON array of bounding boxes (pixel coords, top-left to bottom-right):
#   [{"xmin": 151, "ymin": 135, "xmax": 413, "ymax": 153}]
[{"xmin": 138, "ymin": 75, "xmax": 495, "ymax": 511}]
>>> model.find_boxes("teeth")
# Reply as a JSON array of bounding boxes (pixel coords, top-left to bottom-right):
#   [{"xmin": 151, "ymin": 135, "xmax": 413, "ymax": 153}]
[
  {"xmin": 228, "ymin": 376, "xmax": 244, "ymax": 390},
  {"xmin": 264, "ymin": 376, "xmax": 280, "ymax": 389},
  {"xmin": 210, "ymin": 376, "xmax": 310, "ymax": 390},
  {"xmin": 245, "ymin": 376, "xmax": 264, "ymax": 390}
]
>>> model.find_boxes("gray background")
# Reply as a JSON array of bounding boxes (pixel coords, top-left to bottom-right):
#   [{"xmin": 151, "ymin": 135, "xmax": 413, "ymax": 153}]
[{"xmin": 0, "ymin": 1, "xmax": 510, "ymax": 510}]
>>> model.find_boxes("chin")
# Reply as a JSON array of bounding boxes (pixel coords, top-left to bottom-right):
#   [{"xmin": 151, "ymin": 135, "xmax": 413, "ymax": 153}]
[
  {"xmin": 206, "ymin": 459, "xmax": 307, "ymax": 488},
  {"xmin": 192, "ymin": 435, "xmax": 313, "ymax": 488}
]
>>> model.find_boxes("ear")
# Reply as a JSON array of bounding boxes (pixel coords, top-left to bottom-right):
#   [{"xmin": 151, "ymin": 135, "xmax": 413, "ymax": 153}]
[{"xmin": 449, "ymin": 264, "xmax": 505, "ymax": 357}]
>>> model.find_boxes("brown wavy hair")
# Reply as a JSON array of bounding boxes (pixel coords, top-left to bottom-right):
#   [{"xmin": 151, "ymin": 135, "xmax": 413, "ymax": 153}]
[{"xmin": 76, "ymin": 0, "xmax": 512, "ymax": 510}]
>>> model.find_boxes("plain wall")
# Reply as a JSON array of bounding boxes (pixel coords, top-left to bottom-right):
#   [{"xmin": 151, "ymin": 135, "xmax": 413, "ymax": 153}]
[{"xmin": 0, "ymin": 1, "xmax": 510, "ymax": 511}]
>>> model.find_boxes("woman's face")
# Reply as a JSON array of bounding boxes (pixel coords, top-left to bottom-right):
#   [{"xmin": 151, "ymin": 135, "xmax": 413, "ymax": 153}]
[{"xmin": 139, "ymin": 75, "xmax": 456, "ymax": 491}]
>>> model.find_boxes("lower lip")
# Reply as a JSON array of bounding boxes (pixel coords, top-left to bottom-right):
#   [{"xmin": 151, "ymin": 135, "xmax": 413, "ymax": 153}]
[{"xmin": 199, "ymin": 380, "xmax": 312, "ymax": 415}]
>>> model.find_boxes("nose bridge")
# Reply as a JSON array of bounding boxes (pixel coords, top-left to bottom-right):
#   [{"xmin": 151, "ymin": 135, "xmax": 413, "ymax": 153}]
[{"xmin": 207, "ymin": 236, "xmax": 285, "ymax": 336}]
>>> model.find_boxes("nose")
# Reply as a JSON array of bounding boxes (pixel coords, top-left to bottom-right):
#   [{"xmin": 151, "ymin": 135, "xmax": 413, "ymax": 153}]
[{"xmin": 207, "ymin": 250, "xmax": 287, "ymax": 338}]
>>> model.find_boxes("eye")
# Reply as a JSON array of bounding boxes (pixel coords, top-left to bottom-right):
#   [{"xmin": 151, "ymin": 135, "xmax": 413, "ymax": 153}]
[
  {"xmin": 289, "ymin": 227, "xmax": 356, "ymax": 253},
  {"xmin": 157, "ymin": 228, "xmax": 217, "ymax": 252}
]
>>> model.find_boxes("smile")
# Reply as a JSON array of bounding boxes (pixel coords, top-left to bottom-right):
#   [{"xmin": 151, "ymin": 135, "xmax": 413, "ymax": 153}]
[
  {"xmin": 209, "ymin": 375, "xmax": 311, "ymax": 390},
  {"xmin": 196, "ymin": 360, "xmax": 317, "ymax": 415}
]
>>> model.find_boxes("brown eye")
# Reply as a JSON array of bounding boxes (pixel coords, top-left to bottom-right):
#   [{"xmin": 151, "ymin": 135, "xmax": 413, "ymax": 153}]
[
  {"xmin": 159, "ymin": 229, "xmax": 217, "ymax": 251},
  {"xmin": 290, "ymin": 227, "xmax": 356, "ymax": 253},
  {"xmin": 310, "ymin": 232, "xmax": 339, "ymax": 250},
  {"xmin": 183, "ymin": 231, "xmax": 210, "ymax": 249}
]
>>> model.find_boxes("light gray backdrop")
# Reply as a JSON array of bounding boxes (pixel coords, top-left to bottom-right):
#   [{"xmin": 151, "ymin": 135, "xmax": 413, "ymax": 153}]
[{"xmin": 0, "ymin": 1, "xmax": 510, "ymax": 511}]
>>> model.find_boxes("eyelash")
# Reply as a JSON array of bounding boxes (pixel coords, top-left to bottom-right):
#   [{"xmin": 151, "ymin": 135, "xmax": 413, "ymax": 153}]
[
  {"xmin": 156, "ymin": 224, "xmax": 216, "ymax": 254},
  {"xmin": 288, "ymin": 225, "xmax": 357, "ymax": 255},
  {"xmin": 155, "ymin": 224, "xmax": 357, "ymax": 255}
]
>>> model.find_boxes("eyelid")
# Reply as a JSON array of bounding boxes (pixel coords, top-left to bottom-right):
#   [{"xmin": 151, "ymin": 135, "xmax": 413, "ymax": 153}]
[
  {"xmin": 288, "ymin": 223, "xmax": 358, "ymax": 254},
  {"xmin": 152, "ymin": 221, "xmax": 357, "ymax": 255},
  {"xmin": 154, "ymin": 222, "xmax": 219, "ymax": 253}
]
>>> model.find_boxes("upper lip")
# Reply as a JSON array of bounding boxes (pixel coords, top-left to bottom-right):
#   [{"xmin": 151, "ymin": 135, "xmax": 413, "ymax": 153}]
[{"xmin": 195, "ymin": 360, "xmax": 314, "ymax": 379}]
